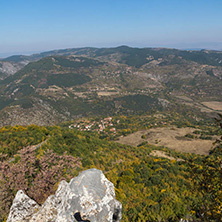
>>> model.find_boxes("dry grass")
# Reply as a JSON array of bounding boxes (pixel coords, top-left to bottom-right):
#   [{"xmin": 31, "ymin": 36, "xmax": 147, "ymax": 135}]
[
  {"xmin": 97, "ymin": 91, "xmax": 119, "ymax": 96},
  {"xmin": 174, "ymin": 95, "xmax": 222, "ymax": 113},
  {"xmin": 116, "ymin": 127, "xmax": 216, "ymax": 155},
  {"xmin": 175, "ymin": 95, "xmax": 193, "ymax": 102},
  {"xmin": 201, "ymin": 101, "xmax": 222, "ymax": 111},
  {"xmin": 149, "ymin": 150, "xmax": 184, "ymax": 161}
]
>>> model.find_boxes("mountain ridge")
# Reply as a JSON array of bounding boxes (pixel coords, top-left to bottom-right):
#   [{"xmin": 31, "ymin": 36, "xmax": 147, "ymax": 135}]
[{"xmin": 0, "ymin": 46, "xmax": 222, "ymax": 126}]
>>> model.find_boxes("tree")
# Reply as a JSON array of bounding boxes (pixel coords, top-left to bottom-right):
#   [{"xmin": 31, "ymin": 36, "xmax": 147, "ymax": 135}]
[{"xmin": 189, "ymin": 114, "xmax": 222, "ymax": 221}]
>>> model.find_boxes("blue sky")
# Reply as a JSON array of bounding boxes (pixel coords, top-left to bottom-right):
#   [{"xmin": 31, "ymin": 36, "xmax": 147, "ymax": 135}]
[{"xmin": 0, "ymin": 0, "xmax": 222, "ymax": 56}]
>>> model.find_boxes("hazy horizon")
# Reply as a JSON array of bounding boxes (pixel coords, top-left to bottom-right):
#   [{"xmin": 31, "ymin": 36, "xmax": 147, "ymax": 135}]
[
  {"xmin": 1, "ymin": 43, "xmax": 222, "ymax": 59},
  {"xmin": 1, "ymin": 0, "xmax": 222, "ymax": 56}
]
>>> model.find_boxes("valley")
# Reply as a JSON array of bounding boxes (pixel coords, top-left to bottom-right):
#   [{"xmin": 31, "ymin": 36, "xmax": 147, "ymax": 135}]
[
  {"xmin": 0, "ymin": 46, "xmax": 222, "ymax": 126},
  {"xmin": 0, "ymin": 46, "xmax": 222, "ymax": 222}
]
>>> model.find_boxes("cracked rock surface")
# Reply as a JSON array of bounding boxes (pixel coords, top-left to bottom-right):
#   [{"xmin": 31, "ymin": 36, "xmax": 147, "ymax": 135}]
[{"xmin": 7, "ymin": 168, "xmax": 122, "ymax": 222}]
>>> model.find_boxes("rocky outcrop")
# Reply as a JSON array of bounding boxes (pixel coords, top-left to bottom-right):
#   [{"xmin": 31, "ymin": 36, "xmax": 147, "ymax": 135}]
[
  {"xmin": 6, "ymin": 190, "xmax": 40, "ymax": 221},
  {"xmin": 0, "ymin": 61, "xmax": 26, "ymax": 79},
  {"xmin": 7, "ymin": 168, "xmax": 122, "ymax": 222}
]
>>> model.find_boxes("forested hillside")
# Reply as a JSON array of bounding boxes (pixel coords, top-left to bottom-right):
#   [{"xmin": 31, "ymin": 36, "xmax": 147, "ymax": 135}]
[
  {"xmin": 0, "ymin": 115, "xmax": 221, "ymax": 221},
  {"xmin": 0, "ymin": 46, "xmax": 222, "ymax": 126},
  {"xmin": 0, "ymin": 46, "xmax": 222, "ymax": 221}
]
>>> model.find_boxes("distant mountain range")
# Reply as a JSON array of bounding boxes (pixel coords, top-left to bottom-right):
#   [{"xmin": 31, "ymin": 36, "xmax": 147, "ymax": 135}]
[
  {"xmin": 0, "ymin": 46, "xmax": 222, "ymax": 126},
  {"xmin": 2, "ymin": 45, "xmax": 222, "ymax": 64}
]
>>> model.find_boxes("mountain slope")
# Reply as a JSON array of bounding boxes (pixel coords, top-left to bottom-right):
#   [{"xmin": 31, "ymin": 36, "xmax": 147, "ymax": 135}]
[
  {"xmin": 0, "ymin": 46, "xmax": 222, "ymax": 126},
  {"xmin": 3, "ymin": 46, "xmax": 222, "ymax": 67},
  {"xmin": 0, "ymin": 123, "xmax": 221, "ymax": 221}
]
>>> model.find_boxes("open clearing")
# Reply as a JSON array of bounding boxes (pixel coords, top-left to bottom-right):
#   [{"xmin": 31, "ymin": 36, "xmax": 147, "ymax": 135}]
[
  {"xmin": 97, "ymin": 91, "xmax": 119, "ymax": 96},
  {"xmin": 116, "ymin": 127, "xmax": 216, "ymax": 155},
  {"xmin": 201, "ymin": 101, "xmax": 222, "ymax": 111},
  {"xmin": 174, "ymin": 95, "xmax": 222, "ymax": 114},
  {"xmin": 149, "ymin": 150, "xmax": 184, "ymax": 161}
]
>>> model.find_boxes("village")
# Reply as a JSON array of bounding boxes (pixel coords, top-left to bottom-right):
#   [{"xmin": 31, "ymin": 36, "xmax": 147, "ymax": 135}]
[{"xmin": 69, "ymin": 117, "xmax": 120, "ymax": 134}]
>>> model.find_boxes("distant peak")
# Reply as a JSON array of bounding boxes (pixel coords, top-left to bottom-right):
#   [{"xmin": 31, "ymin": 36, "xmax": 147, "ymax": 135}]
[{"xmin": 116, "ymin": 45, "xmax": 130, "ymax": 49}]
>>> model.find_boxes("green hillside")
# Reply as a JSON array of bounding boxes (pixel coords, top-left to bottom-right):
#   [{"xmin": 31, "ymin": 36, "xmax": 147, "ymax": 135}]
[
  {"xmin": 0, "ymin": 46, "xmax": 222, "ymax": 126},
  {"xmin": 3, "ymin": 46, "xmax": 222, "ymax": 68},
  {"xmin": 0, "ymin": 116, "xmax": 221, "ymax": 221}
]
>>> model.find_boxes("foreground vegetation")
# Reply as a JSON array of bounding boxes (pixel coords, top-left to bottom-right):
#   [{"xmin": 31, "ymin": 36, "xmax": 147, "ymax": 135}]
[{"xmin": 0, "ymin": 115, "xmax": 221, "ymax": 221}]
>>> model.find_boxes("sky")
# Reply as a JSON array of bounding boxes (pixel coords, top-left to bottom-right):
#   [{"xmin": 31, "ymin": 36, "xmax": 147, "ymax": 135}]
[{"xmin": 0, "ymin": 0, "xmax": 222, "ymax": 56}]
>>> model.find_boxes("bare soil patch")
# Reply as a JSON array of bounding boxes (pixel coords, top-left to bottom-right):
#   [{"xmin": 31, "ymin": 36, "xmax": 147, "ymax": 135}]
[{"xmin": 116, "ymin": 127, "xmax": 216, "ymax": 155}]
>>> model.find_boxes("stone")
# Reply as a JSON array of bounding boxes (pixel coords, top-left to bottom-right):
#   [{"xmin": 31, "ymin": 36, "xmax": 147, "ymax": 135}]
[
  {"xmin": 7, "ymin": 168, "xmax": 122, "ymax": 222},
  {"xmin": 7, "ymin": 190, "xmax": 40, "ymax": 222}
]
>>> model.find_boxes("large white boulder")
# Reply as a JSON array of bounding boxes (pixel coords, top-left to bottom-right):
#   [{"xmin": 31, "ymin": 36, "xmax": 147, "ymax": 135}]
[
  {"xmin": 7, "ymin": 168, "xmax": 122, "ymax": 222},
  {"xmin": 7, "ymin": 190, "xmax": 40, "ymax": 222}
]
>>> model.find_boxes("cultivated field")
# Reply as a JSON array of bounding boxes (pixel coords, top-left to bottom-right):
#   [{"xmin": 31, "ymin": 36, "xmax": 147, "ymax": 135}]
[
  {"xmin": 201, "ymin": 101, "xmax": 222, "ymax": 111},
  {"xmin": 175, "ymin": 95, "xmax": 222, "ymax": 114},
  {"xmin": 116, "ymin": 127, "xmax": 216, "ymax": 155}
]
